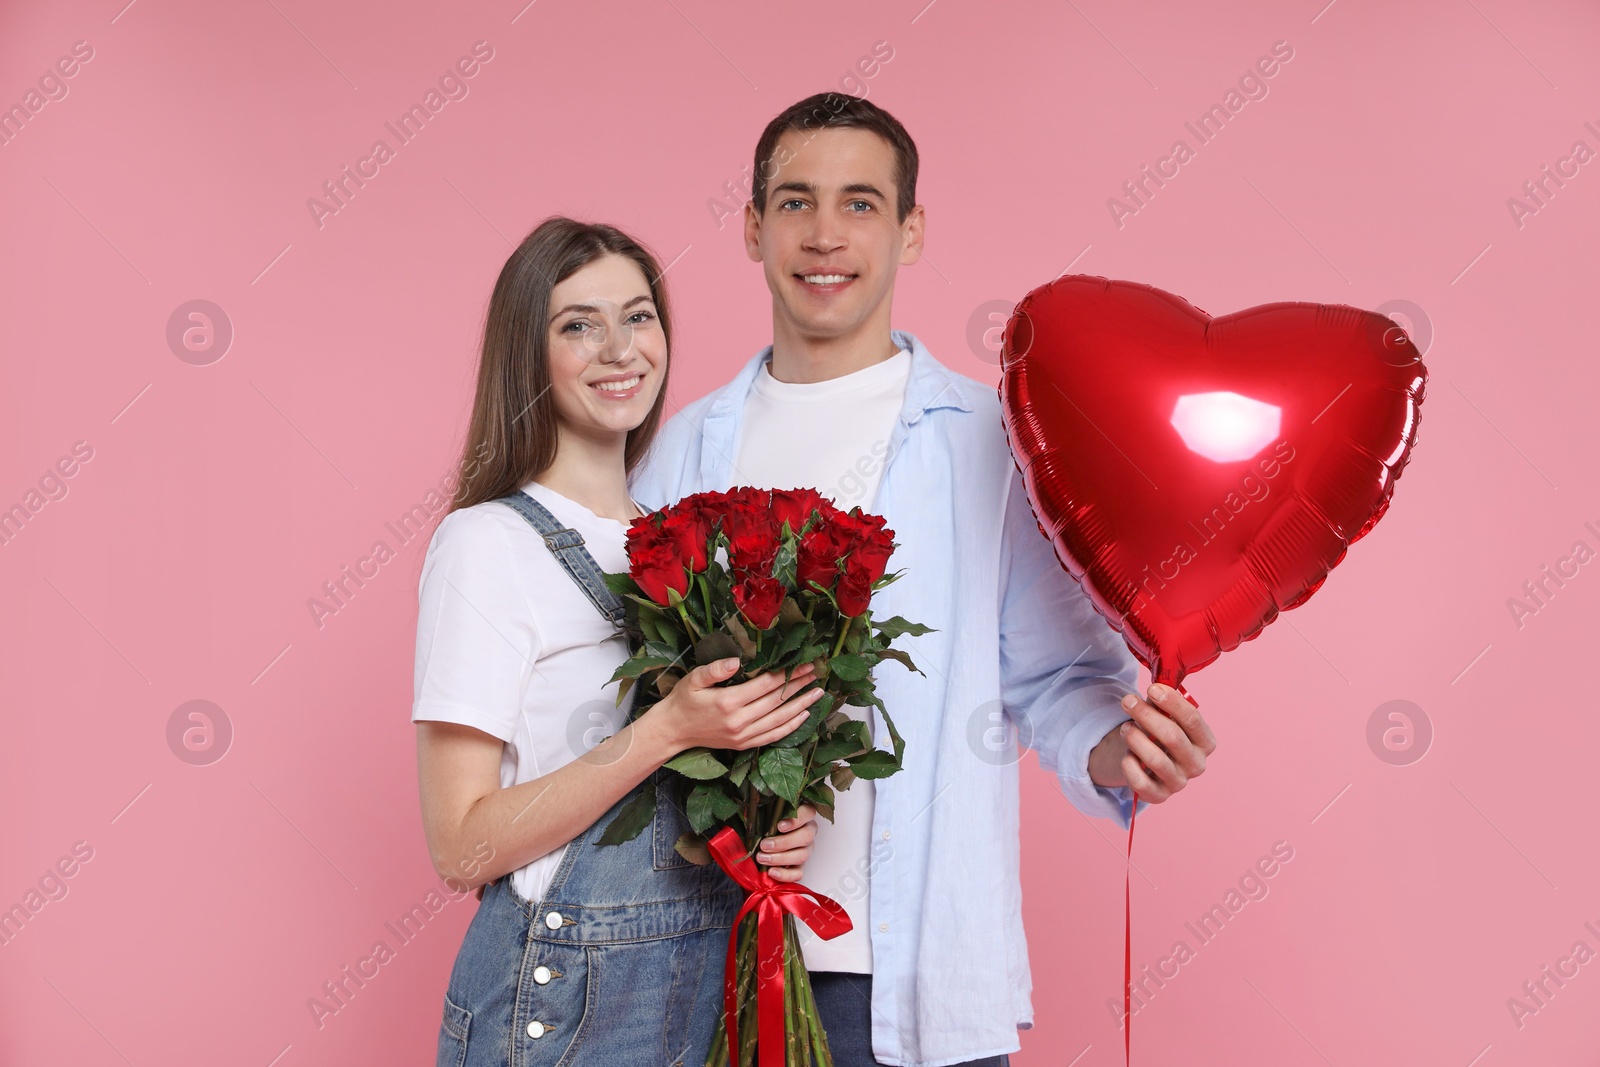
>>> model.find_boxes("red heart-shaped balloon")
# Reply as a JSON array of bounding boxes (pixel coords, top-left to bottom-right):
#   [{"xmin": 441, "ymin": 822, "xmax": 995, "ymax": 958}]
[{"xmin": 1000, "ymin": 276, "xmax": 1427, "ymax": 688}]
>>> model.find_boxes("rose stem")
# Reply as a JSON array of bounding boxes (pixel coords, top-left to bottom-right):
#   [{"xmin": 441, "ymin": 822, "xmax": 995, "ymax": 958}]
[{"xmin": 831, "ymin": 615, "xmax": 853, "ymax": 659}]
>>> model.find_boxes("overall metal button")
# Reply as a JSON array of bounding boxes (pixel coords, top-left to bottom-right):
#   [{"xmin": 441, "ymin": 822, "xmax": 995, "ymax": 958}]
[
  {"xmin": 544, "ymin": 911, "xmax": 564, "ymax": 930},
  {"xmin": 527, "ymin": 1020, "xmax": 549, "ymax": 1039},
  {"xmin": 533, "ymin": 965, "xmax": 552, "ymax": 985}
]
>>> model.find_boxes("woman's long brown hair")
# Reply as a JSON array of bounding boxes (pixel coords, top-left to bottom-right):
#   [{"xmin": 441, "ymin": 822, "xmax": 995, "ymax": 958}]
[{"xmin": 446, "ymin": 216, "xmax": 673, "ymax": 516}]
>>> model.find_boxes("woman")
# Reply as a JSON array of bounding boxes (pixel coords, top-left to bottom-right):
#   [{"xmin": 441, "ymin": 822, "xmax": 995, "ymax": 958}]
[{"xmin": 413, "ymin": 217, "xmax": 825, "ymax": 1067}]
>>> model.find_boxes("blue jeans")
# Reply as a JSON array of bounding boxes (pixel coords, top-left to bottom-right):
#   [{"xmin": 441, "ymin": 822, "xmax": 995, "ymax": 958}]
[
  {"xmin": 436, "ymin": 769, "xmax": 743, "ymax": 1067},
  {"xmin": 809, "ymin": 972, "xmax": 1011, "ymax": 1067}
]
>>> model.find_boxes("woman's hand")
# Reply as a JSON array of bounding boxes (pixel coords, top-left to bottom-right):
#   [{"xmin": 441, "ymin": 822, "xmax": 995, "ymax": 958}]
[
  {"xmin": 649, "ymin": 658, "xmax": 823, "ymax": 753},
  {"xmin": 758, "ymin": 803, "xmax": 819, "ymax": 883}
]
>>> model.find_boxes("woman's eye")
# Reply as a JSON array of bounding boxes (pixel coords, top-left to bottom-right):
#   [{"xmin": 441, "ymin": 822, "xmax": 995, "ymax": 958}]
[
  {"xmin": 561, "ymin": 320, "xmax": 589, "ymax": 334},
  {"xmin": 627, "ymin": 310, "xmax": 656, "ymax": 325}
]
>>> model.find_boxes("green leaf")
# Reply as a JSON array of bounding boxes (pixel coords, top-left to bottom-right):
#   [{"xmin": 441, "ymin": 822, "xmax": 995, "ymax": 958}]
[
  {"xmin": 778, "ymin": 597, "xmax": 806, "ymax": 627},
  {"xmin": 829, "ymin": 763, "xmax": 857, "ymax": 791},
  {"xmin": 686, "ymin": 783, "xmax": 723, "ymax": 833},
  {"xmin": 814, "ymin": 719, "xmax": 870, "ymax": 765},
  {"xmin": 607, "ymin": 655, "xmax": 676, "ymax": 684},
  {"xmin": 694, "ymin": 632, "xmax": 742, "ymax": 666},
  {"xmin": 712, "ymin": 788, "xmax": 740, "ymax": 819},
  {"xmin": 723, "ymin": 613, "xmax": 758, "ymax": 657},
  {"xmin": 674, "ymin": 832, "xmax": 712, "ymax": 865},
  {"xmin": 758, "ymin": 747, "xmax": 806, "ymax": 805},
  {"xmin": 665, "ymin": 747, "xmax": 729, "ymax": 780},
  {"xmin": 837, "ymin": 719, "xmax": 871, "ymax": 750},
  {"xmin": 595, "ymin": 778, "xmax": 657, "ymax": 845},
  {"xmin": 772, "ymin": 690, "xmax": 833, "ymax": 749},
  {"xmin": 642, "ymin": 639, "xmax": 683, "ymax": 662},
  {"xmin": 652, "ymin": 669, "xmax": 683, "ymax": 698},
  {"xmin": 801, "ymin": 780, "xmax": 835, "ymax": 822},
  {"xmin": 728, "ymin": 750, "xmax": 755, "ymax": 788},
  {"xmin": 875, "ymin": 647, "xmax": 922, "ymax": 675},
  {"xmin": 773, "ymin": 538, "xmax": 798, "ymax": 588},
  {"xmin": 847, "ymin": 749, "xmax": 901, "ymax": 779},
  {"xmin": 773, "ymin": 623, "xmax": 812, "ymax": 663},
  {"xmin": 602, "ymin": 571, "xmax": 642, "ymax": 597},
  {"xmin": 874, "ymin": 615, "xmax": 936, "ymax": 641},
  {"xmin": 829, "ymin": 654, "xmax": 871, "ymax": 681},
  {"xmin": 870, "ymin": 692, "xmax": 905, "ymax": 763}
]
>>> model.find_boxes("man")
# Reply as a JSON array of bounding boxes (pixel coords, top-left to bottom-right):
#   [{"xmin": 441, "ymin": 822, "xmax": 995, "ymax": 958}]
[{"xmin": 630, "ymin": 93, "xmax": 1217, "ymax": 1067}]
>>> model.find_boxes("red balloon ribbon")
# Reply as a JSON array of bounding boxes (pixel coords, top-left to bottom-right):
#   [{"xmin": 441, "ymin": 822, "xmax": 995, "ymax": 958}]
[
  {"xmin": 708, "ymin": 825, "xmax": 853, "ymax": 1067},
  {"xmin": 1122, "ymin": 684, "xmax": 1196, "ymax": 1066}
]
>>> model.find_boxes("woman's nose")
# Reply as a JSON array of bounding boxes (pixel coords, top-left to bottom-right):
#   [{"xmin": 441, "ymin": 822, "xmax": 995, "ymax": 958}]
[{"xmin": 586, "ymin": 320, "xmax": 635, "ymax": 365}]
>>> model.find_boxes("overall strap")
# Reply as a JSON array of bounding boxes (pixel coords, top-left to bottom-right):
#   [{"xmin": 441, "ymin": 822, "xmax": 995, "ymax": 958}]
[{"xmin": 496, "ymin": 490, "xmax": 626, "ymax": 629}]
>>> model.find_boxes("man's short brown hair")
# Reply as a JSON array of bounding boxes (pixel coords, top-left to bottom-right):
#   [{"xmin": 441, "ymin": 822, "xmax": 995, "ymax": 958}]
[{"xmin": 750, "ymin": 93, "xmax": 919, "ymax": 222}]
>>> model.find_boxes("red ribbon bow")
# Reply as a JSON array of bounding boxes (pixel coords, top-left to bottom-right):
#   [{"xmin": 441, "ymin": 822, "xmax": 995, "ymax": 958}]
[{"xmin": 708, "ymin": 825, "xmax": 853, "ymax": 1067}]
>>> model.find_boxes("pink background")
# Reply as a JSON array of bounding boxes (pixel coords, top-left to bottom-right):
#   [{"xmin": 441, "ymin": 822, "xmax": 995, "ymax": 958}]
[{"xmin": 4, "ymin": 0, "xmax": 1598, "ymax": 1063}]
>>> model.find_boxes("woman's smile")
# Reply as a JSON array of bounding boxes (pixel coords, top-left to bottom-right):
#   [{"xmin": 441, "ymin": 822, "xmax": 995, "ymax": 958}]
[{"xmin": 589, "ymin": 370, "xmax": 646, "ymax": 399}]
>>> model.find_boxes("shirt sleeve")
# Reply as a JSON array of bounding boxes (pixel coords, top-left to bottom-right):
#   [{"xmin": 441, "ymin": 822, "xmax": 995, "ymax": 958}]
[
  {"xmin": 412, "ymin": 506, "xmax": 541, "ymax": 742},
  {"xmin": 997, "ymin": 465, "xmax": 1148, "ymax": 829}
]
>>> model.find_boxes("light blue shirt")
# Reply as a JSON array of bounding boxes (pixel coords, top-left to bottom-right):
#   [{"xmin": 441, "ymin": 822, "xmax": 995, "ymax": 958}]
[{"xmin": 629, "ymin": 332, "xmax": 1145, "ymax": 1067}]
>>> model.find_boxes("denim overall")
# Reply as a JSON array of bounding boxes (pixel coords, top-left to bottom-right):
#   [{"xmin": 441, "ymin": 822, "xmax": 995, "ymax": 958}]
[{"xmin": 435, "ymin": 491, "xmax": 744, "ymax": 1067}]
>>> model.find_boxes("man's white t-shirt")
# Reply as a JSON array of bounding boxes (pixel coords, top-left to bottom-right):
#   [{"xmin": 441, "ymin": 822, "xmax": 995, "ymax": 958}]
[
  {"xmin": 732, "ymin": 343, "xmax": 912, "ymax": 974},
  {"xmin": 411, "ymin": 480, "xmax": 638, "ymax": 905}
]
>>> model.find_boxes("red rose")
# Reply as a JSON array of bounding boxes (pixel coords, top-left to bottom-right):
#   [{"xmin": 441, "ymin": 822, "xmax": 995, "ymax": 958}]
[
  {"xmin": 733, "ymin": 573, "xmax": 785, "ymax": 629},
  {"xmin": 631, "ymin": 542, "xmax": 690, "ymax": 605},
  {"xmin": 726, "ymin": 486, "xmax": 772, "ymax": 512},
  {"xmin": 684, "ymin": 495, "xmax": 727, "ymax": 545},
  {"xmin": 627, "ymin": 518, "xmax": 691, "ymax": 605},
  {"xmin": 796, "ymin": 521, "xmax": 852, "ymax": 591},
  {"xmin": 661, "ymin": 510, "xmax": 712, "ymax": 573},
  {"xmin": 772, "ymin": 488, "xmax": 827, "ymax": 534},
  {"xmin": 836, "ymin": 565, "xmax": 874, "ymax": 617},
  {"xmin": 845, "ymin": 515, "xmax": 895, "ymax": 584},
  {"xmin": 724, "ymin": 493, "xmax": 781, "ymax": 574}
]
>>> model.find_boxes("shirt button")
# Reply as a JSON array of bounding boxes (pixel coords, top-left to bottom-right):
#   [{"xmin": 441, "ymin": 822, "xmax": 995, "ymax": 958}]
[
  {"xmin": 882, "ymin": 831, "xmax": 891, "ymax": 840},
  {"xmin": 879, "ymin": 923, "xmax": 889, "ymax": 932},
  {"xmin": 544, "ymin": 911, "xmax": 564, "ymax": 930},
  {"xmin": 527, "ymin": 1020, "xmax": 548, "ymax": 1038},
  {"xmin": 533, "ymin": 965, "xmax": 552, "ymax": 985}
]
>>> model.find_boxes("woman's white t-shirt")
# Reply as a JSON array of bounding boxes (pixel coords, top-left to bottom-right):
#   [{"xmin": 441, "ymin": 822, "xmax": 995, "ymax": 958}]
[{"xmin": 411, "ymin": 480, "xmax": 638, "ymax": 905}]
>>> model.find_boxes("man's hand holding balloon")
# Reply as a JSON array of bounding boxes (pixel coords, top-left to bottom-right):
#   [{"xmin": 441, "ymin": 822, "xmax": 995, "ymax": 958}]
[{"xmin": 1088, "ymin": 684, "xmax": 1218, "ymax": 803}]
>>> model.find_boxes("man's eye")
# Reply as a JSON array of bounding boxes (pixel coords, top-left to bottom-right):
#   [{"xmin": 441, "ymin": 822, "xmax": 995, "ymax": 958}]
[
  {"xmin": 848, "ymin": 200, "xmax": 873, "ymax": 212},
  {"xmin": 780, "ymin": 199, "xmax": 806, "ymax": 211}
]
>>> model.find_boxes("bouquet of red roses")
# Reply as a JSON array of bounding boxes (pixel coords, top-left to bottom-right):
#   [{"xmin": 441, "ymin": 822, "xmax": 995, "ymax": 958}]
[{"xmin": 600, "ymin": 486, "xmax": 930, "ymax": 1067}]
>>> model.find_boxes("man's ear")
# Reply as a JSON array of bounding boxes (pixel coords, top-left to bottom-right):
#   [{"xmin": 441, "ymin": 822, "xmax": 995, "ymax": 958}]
[
  {"xmin": 898, "ymin": 203, "xmax": 926, "ymax": 266},
  {"xmin": 743, "ymin": 199, "xmax": 764, "ymax": 263}
]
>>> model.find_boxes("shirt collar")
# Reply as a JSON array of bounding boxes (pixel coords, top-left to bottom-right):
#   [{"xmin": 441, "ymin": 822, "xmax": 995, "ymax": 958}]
[
  {"xmin": 697, "ymin": 331, "xmax": 976, "ymax": 490},
  {"xmin": 708, "ymin": 330, "xmax": 976, "ymax": 422}
]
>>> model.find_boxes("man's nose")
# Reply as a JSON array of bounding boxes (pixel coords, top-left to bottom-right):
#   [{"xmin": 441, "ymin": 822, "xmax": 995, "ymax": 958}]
[{"xmin": 803, "ymin": 214, "xmax": 847, "ymax": 254}]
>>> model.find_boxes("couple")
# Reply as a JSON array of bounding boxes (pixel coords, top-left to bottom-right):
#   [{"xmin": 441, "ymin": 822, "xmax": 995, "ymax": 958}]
[{"xmin": 411, "ymin": 93, "xmax": 1217, "ymax": 1067}]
